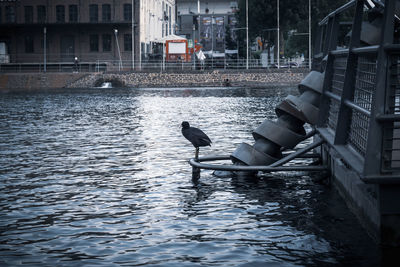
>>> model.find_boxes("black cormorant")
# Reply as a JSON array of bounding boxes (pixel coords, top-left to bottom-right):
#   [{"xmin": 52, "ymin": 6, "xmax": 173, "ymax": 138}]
[{"xmin": 181, "ymin": 121, "xmax": 212, "ymax": 160}]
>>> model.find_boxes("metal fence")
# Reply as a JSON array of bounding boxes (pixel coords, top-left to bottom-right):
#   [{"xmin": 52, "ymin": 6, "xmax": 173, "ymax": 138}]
[
  {"xmin": 0, "ymin": 58, "xmax": 310, "ymax": 73},
  {"xmin": 316, "ymin": 0, "xmax": 400, "ymax": 180}
]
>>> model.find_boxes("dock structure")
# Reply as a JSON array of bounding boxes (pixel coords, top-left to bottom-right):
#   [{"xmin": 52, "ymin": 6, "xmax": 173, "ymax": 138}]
[
  {"xmin": 314, "ymin": 0, "xmax": 400, "ymax": 245},
  {"xmin": 190, "ymin": 0, "xmax": 400, "ymax": 246}
]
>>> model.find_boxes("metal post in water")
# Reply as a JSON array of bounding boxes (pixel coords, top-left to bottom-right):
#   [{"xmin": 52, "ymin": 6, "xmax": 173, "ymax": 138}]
[{"xmin": 192, "ymin": 166, "xmax": 200, "ymax": 180}]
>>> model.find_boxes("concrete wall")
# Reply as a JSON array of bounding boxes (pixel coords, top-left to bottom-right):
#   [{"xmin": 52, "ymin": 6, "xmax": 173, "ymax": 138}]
[{"xmin": 0, "ymin": 73, "xmax": 87, "ymax": 91}]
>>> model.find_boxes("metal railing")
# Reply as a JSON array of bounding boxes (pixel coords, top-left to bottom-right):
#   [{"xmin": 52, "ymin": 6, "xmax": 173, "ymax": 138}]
[
  {"xmin": 1, "ymin": 55, "xmax": 310, "ymax": 73},
  {"xmin": 316, "ymin": 0, "xmax": 400, "ymax": 182}
]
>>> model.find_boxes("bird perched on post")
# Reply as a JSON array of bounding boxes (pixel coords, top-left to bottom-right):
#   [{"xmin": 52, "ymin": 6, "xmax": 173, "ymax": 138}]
[{"xmin": 181, "ymin": 121, "xmax": 212, "ymax": 160}]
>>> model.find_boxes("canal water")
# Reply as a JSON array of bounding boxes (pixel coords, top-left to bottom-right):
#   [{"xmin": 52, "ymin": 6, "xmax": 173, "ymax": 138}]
[{"xmin": 0, "ymin": 87, "xmax": 380, "ymax": 266}]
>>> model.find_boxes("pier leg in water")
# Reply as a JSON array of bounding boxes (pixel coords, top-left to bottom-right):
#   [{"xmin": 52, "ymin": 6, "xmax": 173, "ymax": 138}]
[{"xmin": 192, "ymin": 166, "xmax": 200, "ymax": 180}]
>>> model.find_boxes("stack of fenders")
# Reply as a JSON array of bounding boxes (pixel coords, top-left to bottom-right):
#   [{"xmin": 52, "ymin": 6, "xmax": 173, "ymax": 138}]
[{"xmin": 230, "ymin": 70, "xmax": 325, "ymax": 168}]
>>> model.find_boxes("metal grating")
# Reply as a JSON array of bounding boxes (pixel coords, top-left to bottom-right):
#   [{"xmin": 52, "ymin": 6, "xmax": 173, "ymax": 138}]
[
  {"xmin": 347, "ymin": 55, "xmax": 377, "ymax": 157},
  {"xmin": 382, "ymin": 55, "xmax": 400, "ymax": 171},
  {"xmin": 327, "ymin": 98, "xmax": 340, "ymax": 131},
  {"xmin": 327, "ymin": 55, "xmax": 348, "ymax": 131},
  {"xmin": 353, "ymin": 55, "xmax": 377, "ymax": 111},
  {"xmin": 331, "ymin": 55, "xmax": 347, "ymax": 96},
  {"xmin": 348, "ymin": 110, "xmax": 370, "ymax": 156}
]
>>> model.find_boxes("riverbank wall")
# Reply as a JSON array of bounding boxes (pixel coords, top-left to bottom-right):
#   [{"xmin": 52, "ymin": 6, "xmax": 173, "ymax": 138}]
[{"xmin": 0, "ymin": 69, "xmax": 308, "ymax": 90}]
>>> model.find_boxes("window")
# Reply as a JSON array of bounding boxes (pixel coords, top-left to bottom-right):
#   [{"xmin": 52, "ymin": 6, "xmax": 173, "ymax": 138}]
[
  {"xmin": 102, "ymin": 4, "xmax": 111, "ymax": 22},
  {"xmin": 24, "ymin": 6, "xmax": 33, "ymax": 23},
  {"xmin": 5, "ymin": 6, "xmax": 15, "ymax": 23},
  {"xmin": 25, "ymin": 35, "xmax": 34, "ymax": 53},
  {"xmin": 37, "ymin": 5, "xmax": 46, "ymax": 23},
  {"xmin": 102, "ymin": 34, "xmax": 111, "ymax": 51},
  {"xmin": 123, "ymin": 4, "xmax": 132, "ymax": 21},
  {"xmin": 124, "ymin": 34, "xmax": 132, "ymax": 51},
  {"xmin": 56, "ymin": 5, "xmax": 65, "ymax": 23},
  {"xmin": 89, "ymin": 4, "xmax": 98, "ymax": 22},
  {"xmin": 69, "ymin": 5, "xmax": 78, "ymax": 22},
  {"xmin": 0, "ymin": 7, "xmax": 2, "ymax": 23},
  {"xmin": 90, "ymin": 34, "xmax": 99, "ymax": 52}
]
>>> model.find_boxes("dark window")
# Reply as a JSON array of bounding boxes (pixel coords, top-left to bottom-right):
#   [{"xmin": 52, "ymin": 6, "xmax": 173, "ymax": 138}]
[
  {"xmin": 0, "ymin": 7, "xmax": 2, "ymax": 23},
  {"xmin": 89, "ymin": 4, "xmax": 98, "ymax": 22},
  {"xmin": 37, "ymin": 5, "xmax": 46, "ymax": 23},
  {"xmin": 124, "ymin": 34, "xmax": 132, "ymax": 51},
  {"xmin": 25, "ymin": 35, "xmax": 34, "ymax": 53},
  {"xmin": 56, "ymin": 5, "xmax": 65, "ymax": 23},
  {"xmin": 102, "ymin": 4, "xmax": 111, "ymax": 22},
  {"xmin": 24, "ymin": 6, "xmax": 33, "ymax": 23},
  {"xmin": 5, "ymin": 6, "xmax": 15, "ymax": 23},
  {"xmin": 69, "ymin": 5, "xmax": 78, "ymax": 22},
  {"xmin": 102, "ymin": 34, "xmax": 111, "ymax": 51},
  {"xmin": 123, "ymin": 4, "xmax": 132, "ymax": 21},
  {"xmin": 90, "ymin": 34, "xmax": 99, "ymax": 52}
]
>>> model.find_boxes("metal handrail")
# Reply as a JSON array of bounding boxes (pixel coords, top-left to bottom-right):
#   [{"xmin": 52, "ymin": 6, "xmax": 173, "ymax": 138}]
[
  {"xmin": 319, "ymin": 0, "xmax": 356, "ymax": 25},
  {"xmin": 352, "ymin": 45, "xmax": 379, "ymax": 54},
  {"xmin": 189, "ymin": 139, "xmax": 326, "ymax": 173}
]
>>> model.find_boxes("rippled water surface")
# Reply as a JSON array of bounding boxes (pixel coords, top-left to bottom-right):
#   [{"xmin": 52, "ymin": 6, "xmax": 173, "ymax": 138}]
[{"xmin": 0, "ymin": 87, "xmax": 380, "ymax": 266}]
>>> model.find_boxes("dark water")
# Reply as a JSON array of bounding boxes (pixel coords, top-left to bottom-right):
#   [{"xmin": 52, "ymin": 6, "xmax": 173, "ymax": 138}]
[{"xmin": 0, "ymin": 87, "xmax": 380, "ymax": 266}]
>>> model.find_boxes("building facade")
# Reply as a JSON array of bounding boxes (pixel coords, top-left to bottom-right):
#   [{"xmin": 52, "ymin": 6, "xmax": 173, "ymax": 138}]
[
  {"xmin": 0, "ymin": 0, "xmax": 175, "ymax": 67},
  {"xmin": 176, "ymin": 0, "xmax": 237, "ymax": 55},
  {"xmin": 140, "ymin": 0, "xmax": 175, "ymax": 59}
]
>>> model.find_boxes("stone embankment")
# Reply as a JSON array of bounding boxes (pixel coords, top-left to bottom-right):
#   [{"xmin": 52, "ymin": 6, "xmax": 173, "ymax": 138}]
[
  {"xmin": 68, "ymin": 69, "xmax": 308, "ymax": 88},
  {"xmin": 0, "ymin": 69, "xmax": 309, "ymax": 90}
]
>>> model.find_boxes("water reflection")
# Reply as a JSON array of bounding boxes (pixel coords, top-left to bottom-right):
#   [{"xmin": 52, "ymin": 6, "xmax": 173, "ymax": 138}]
[{"xmin": 0, "ymin": 87, "xmax": 379, "ymax": 266}]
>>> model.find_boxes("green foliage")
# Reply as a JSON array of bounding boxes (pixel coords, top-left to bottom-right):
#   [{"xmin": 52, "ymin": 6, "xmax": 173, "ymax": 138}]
[
  {"xmin": 225, "ymin": 25, "xmax": 237, "ymax": 50},
  {"xmin": 235, "ymin": 0, "xmax": 351, "ymax": 58}
]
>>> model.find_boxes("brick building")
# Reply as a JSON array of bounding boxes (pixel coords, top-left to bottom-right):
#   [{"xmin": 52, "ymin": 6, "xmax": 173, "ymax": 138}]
[{"xmin": 0, "ymin": 0, "xmax": 176, "ymax": 68}]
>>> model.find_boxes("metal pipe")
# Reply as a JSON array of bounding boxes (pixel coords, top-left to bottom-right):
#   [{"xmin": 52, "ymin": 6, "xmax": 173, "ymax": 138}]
[
  {"xmin": 189, "ymin": 158, "xmax": 327, "ymax": 172},
  {"xmin": 324, "ymin": 90, "xmax": 341, "ymax": 102},
  {"xmin": 114, "ymin": 29, "xmax": 122, "ymax": 71},
  {"xmin": 361, "ymin": 175, "xmax": 400, "ymax": 184},
  {"xmin": 269, "ymin": 139, "xmax": 324, "ymax": 167},
  {"xmin": 344, "ymin": 99, "xmax": 371, "ymax": 117},
  {"xmin": 376, "ymin": 114, "xmax": 400, "ymax": 122},
  {"xmin": 352, "ymin": 45, "xmax": 379, "ymax": 54},
  {"xmin": 330, "ymin": 48, "xmax": 349, "ymax": 55},
  {"xmin": 319, "ymin": 0, "xmax": 356, "ymax": 25}
]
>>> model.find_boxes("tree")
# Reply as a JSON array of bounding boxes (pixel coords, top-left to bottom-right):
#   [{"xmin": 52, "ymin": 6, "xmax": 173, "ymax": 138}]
[
  {"xmin": 225, "ymin": 25, "xmax": 237, "ymax": 50},
  {"xmin": 235, "ymin": 0, "xmax": 351, "ymax": 59}
]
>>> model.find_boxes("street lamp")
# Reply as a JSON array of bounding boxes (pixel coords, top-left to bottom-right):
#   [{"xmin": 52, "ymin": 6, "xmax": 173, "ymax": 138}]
[
  {"xmin": 246, "ymin": 0, "xmax": 249, "ymax": 69},
  {"xmin": 114, "ymin": 29, "xmax": 123, "ymax": 71},
  {"xmin": 308, "ymin": 0, "xmax": 311, "ymax": 69},
  {"xmin": 277, "ymin": 0, "xmax": 280, "ymax": 69},
  {"xmin": 131, "ymin": 0, "xmax": 135, "ymax": 70},
  {"xmin": 212, "ymin": 16, "xmax": 215, "ymax": 68}
]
